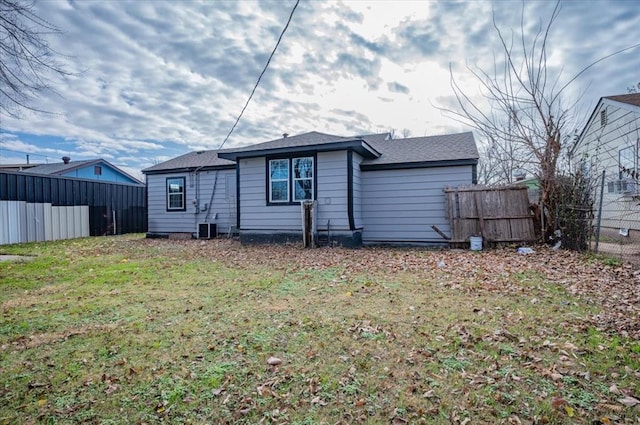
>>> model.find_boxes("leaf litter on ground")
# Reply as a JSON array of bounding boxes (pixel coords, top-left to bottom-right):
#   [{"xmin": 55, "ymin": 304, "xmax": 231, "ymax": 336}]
[{"xmin": 1, "ymin": 235, "xmax": 639, "ymax": 424}]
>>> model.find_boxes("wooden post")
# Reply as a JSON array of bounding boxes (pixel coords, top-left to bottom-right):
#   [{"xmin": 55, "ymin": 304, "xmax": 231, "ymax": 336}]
[
  {"xmin": 594, "ymin": 170, "xmax": 605, "ymax": 253},
  {"xmin": 474, "ymin": 191, "xmax": 486, "ymax": 239},
  {"xmin": 301, "ymin": 201, "xmax": 315, "ymax": 248}
]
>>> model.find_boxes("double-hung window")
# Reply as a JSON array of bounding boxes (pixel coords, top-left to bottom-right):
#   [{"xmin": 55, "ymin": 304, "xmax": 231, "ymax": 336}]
[
  {"xmin": 293, "ymin": 157, "xmax": 313, "ymax": 201},
  {"xmin": 268, "ymin": 156, "xmax": 314, "ymax": 203},
  {"xmin": 619, "ymin": 145, "xmax": 636, "ymax": 179},
  {"xmin": 167, "ymin": 177, "xmax": 186, "ymax": 211},
  {"xmin": 269, "ymin": 159, "xmax": 290, "ymax": 202}
]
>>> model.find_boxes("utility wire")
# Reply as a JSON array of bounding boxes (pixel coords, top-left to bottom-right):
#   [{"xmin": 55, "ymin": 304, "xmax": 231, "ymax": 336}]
[
  {"xmin": 0, "ymin": 147, "xmax": 57, "ymax": 163},
  {"xmin": 217, "ymin": 0, "xmax": 300, "ymax": 150}
]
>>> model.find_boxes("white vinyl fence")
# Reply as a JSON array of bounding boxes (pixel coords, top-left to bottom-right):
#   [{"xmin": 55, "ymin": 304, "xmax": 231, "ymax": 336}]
[{"xmin": 0, "ymin": 201, "xmax": 89, "ymax": 245}]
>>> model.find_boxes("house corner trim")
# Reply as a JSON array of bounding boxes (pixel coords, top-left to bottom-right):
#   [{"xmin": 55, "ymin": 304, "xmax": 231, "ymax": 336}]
[
  {"xmin": 347, "ymin": 149, "xmax": 355, "ymax": 231},
  {"xmin": 236, "ymin": 161, "xmax": 241, "ymax": 229}
]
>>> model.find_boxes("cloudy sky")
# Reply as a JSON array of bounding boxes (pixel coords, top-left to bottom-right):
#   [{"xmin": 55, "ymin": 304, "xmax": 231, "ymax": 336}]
[{"xmin": 0, "ymin": 0, "xmax": 638, "ymax": 177}]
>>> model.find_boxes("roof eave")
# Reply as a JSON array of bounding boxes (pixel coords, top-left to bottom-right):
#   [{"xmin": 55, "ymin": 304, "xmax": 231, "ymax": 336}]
[
  {"xmin": 604, "ymin": 97, "xmax": 640, "ymax": 113},
  {"xmin": 361, "ymin": 158, "xmax": 478, "ymax": 171},
  {"xmin": 218, "ymin": 140, "xmax": 381, "ymax": 161},
  {"xmin": 142, "ymin": 164, "xmax": 236, "ymax": 175}
]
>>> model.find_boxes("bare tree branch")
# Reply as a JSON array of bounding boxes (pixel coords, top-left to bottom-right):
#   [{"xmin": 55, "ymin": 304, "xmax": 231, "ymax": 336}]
[
  {"xmin": 0, "ymin": 0, "xmax": 72, "ymax": 118},
  {"xmin": 436, "ymin": 0, "xmax": 639, "ymax": 239}
]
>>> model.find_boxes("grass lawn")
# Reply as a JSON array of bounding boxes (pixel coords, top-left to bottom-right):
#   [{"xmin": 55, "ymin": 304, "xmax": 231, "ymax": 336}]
[{"xmin": 1, "ymin": 234, "xmax": 639, "ymax": 424}]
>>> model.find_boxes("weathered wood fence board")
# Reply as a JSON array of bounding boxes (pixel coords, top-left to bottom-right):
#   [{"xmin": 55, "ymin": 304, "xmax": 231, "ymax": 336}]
[{"xmin": 445, "ymin": 185, "xmax": 535, "ymax": 244}]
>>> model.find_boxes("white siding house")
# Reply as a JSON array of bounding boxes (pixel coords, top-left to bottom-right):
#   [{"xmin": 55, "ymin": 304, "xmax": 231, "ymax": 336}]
[
  {"xmin": 144, "ymin": 131, "xmax": 479, "ymax": 245},
  {"xmin": 574, "ymin": 94, "xmax": 640, "ymax": 240}
]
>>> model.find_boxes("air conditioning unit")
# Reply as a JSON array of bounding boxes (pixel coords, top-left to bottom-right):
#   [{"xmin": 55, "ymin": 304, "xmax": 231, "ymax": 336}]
[
  {"xmin": 198, "ymin": 223, "xmax": 217, "ymax": 239},
  {"xmin": 607, "ymin": 179, "xmax": 638, "ymax": 196}
]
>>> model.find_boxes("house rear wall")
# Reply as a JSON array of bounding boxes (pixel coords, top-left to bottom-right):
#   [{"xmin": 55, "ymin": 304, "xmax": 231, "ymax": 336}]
[
  {"xmin": 239, "ymin": 151, "xmax": 351, "ymax": 232},
  {"xmin": 361, "ymin": 165, "xmax": 473, "ymax": 244},
  {"xmin": 147, "ymin": 169, "xmax": 235, "ymax": 236}
]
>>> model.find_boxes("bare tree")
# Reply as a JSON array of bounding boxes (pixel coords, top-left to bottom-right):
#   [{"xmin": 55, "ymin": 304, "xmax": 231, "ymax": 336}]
[
  {"xmin": 0, "ymin": 0, "xmax": 70, "ymax": 118},
  {"xmin": 387, "ymin": 128, "xmax": 412, "ymax": 139},
  {"xmin": 440, "ymin": 1, "xmax": 638, "ymax": 239},
  {"xmin": 477, "ymin": 133, "xmax": 534, "ymax": 184},
  {"xmin": 446, "ymin": 2, "xmax": 570, "ymax": 238}
]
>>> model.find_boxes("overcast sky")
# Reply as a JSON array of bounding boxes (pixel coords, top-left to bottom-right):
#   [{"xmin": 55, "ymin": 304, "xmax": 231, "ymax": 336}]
[{"xmin": 0, "ymin": 0, "xmax": 638, "ymax": 177}]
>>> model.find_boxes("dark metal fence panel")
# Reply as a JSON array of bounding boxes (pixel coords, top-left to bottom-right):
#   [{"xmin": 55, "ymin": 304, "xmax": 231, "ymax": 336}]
[
  {"xmin": 16, "ymin": 174, "xmax": 25, "ymax": 200},
  {"xmin": 65, "ymin": 179, "xmax": 74, "ymax": 206},
  {"xmin": 0, "ymin": 171, "xmax": 147, "ymax": 237}
]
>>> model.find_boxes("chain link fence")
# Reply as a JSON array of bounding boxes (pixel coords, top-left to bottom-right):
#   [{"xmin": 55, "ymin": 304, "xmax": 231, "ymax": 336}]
[
  {"xmin": 525, "ymin": 172, "xmax": 640, "ymax": 265},
  {"xmin": 590, "ymin": 171, "xmax": 640, "ymax": 264}
]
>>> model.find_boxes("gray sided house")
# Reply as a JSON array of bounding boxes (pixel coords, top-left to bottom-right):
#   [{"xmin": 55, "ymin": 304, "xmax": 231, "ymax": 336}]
[
  {"xmin": 143, "ymin": 150, "xmax": 236, "ymax": 238},
  {"xmin": 574, "ymin": 93, "xmax": 640, "ymax": 240},
  {"xmin": 143, "ymin": 131, "xmax": 479, "ymax": 246}
]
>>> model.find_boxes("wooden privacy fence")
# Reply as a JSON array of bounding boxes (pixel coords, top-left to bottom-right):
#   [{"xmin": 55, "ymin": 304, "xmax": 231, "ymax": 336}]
[{"xmin": 444, "ymin": 185, "xmax": 536, "ymax": 245}]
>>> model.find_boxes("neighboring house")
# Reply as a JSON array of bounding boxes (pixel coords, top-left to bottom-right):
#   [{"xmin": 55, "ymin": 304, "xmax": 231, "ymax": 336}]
[
  {"xmin": 0, "ymin": 164, "xmax": 39, "ymax": 172},
  {"xmin": 514, "ymin": 176, "xmax": 541, "ymax": 204},
  {"xmin": 574, "ymin": 93, "xmax": 640, "ymax": 240},
  {"xmin": 1, "ymin": 170, "xmax": 146, "ymax": 245},
  {"xmin": 142, "ymin": 131, "xmax": 479, "ymax": 246},
  {"xmin": 25, "ymin": 156, "xmax": 142, "ymax": 184}
]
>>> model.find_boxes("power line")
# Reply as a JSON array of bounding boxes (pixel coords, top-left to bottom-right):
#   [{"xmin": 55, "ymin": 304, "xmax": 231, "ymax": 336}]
[
  {"xmin": 0, "ymin": 147, "xmax": 57, "ymax": 162},
  {"xmin": 217, "ymin": 0, "xmax": 300, "ymax": 150}
]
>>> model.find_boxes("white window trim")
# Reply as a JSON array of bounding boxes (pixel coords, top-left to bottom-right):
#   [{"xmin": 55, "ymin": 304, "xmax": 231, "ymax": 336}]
[
  {"xmin": 167, "ymin": 177, "xmax": 185, "ymax": 210},
  {"xmin": 292, "ymin": 157, "xmax": 314, "ymax": 202},
  {"xmin": 269, "ymin": 159, "xmax": 290, "ymax": 203},
  {"xmin": 619, "ymin": 145, "xmax": 636, "ymax": 180}
]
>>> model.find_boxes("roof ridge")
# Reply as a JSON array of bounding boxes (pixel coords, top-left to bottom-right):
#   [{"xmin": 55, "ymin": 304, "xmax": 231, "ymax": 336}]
[{"xmin": 393, "ymin": 131, "xmax": 473, "ymax": 141}]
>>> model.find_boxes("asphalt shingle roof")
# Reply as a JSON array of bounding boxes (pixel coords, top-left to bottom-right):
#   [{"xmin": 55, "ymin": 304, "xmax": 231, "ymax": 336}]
[
  {"xmin": 223, "ymin": 131, "xmax": 348, "ymax": 152},
  {"xmin": 143, "ymin": 130, "xmax": 478, "ymax": 173},
  {"xmin": 363, "ymin": 131, "xmax": 478, "ymax": 165},
  {"xmin": 143, "ymin": 132, "xmax": 357, "ymax": 173},
  {"xmin": 28, "ymin": 160, "xmax": 97, "ymax": 175},
  {"xmin": 26, "ymin": 159, "xmax": 143, "ymax": 184},
  {"xmin": 604, "ymin": 93, "xmax": 640, "ymax": 108},
  {"xmin": 142, "ymin": 151, "xmax": 234, "ymax": 173}
]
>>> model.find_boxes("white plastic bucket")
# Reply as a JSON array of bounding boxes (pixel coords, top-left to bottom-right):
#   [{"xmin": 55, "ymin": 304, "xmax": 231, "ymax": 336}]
[{"xmin": 469, "ymin": 236, "xmax": 483, "ymax": 251}]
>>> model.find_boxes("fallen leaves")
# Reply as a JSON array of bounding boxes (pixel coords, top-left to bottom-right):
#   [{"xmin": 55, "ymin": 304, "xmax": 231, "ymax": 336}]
[
  {"xmin": 7, "ymin": 324, "xmax": 118, "ymax": 351},
  {"xmin": 618, "ymin": 396, "xmax": 640, "ymax": 408},
  {"xmin": 4, "ymin": 236, "xmax": 640, "ymax": 424},
  {"xmin": 266, "ymin": 356, "xmax": 282, "ymax": 366},
  {"xmin": 159, "ymin": 238, "xmax": 640, "ymax": 339},
  {"xmin": 564, "ymin": 405, "xmax": 576, "ymax": 417}
]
